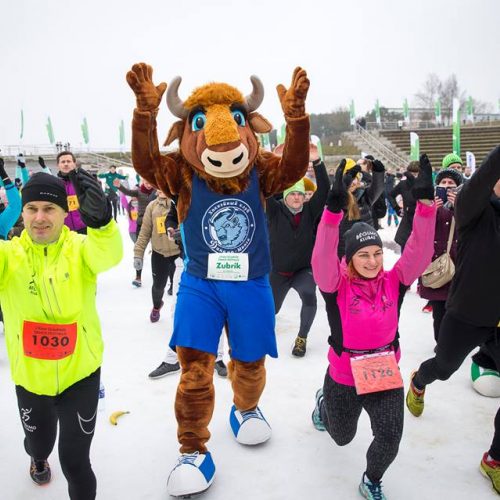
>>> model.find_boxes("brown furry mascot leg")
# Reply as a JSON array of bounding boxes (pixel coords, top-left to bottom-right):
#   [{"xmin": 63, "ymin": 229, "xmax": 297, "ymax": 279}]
[
  {"xmin": 175, "ymin": 347, "xmax": 216, "ymax": 453},
  {"xmin": 228, "ymin": 358, "xmax": 266, "ymax": 411}
]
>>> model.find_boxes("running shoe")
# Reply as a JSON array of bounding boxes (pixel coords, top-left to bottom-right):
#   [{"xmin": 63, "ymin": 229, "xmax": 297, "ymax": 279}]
[{"xmin": 30, "ymin": 458, "xmax": 51, "ymax": 486}]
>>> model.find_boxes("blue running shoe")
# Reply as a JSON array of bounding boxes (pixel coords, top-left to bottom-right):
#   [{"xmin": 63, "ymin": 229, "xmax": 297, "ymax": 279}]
[
  {"xmin": 358, "ymin": 472, "xmax": 387, "ymax": 500},
  {"xmin": 229, "ymin": 405, "xmax": 271, "ymax": 445},
  {"xmin": 167, "ymin": 451, "xmax": 215, "ymax": 498},
  {"xmin": 312, "ymin": 388, "xmax": 326, "ymax": 431}
]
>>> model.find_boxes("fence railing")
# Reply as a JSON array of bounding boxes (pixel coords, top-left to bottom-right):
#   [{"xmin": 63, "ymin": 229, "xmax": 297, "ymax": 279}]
[{"xmin": 353, "ymin": 124, "xmax": 409, "ymax": 169}]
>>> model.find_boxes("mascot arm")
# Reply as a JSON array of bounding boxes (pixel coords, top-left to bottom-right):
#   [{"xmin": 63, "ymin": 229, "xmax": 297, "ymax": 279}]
[
  {"xmin": 258, "ymin": 114, "xmax": 310, "ymax": 197},
  {"xmin": 131, "ymin": 109, "xmax": 181, "ymax": 198}
]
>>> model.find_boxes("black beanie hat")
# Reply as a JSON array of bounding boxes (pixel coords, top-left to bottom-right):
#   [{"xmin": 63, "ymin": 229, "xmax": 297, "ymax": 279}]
[
  {"xmin": 22, "ymin": 172, "xmax": 68, "ymax": 211},
  {"xmin": 345, "ymin": 222, "xmax": 382, "ymax": 263},
  {"xmin": 435, "ymin": 168, "xmax": 463, "ymax": 187}
]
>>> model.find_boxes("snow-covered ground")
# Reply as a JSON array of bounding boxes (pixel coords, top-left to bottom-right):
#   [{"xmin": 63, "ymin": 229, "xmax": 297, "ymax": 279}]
[{"xmin": 0, "ymin": 220, "xmax": 498, "ymax": 499}]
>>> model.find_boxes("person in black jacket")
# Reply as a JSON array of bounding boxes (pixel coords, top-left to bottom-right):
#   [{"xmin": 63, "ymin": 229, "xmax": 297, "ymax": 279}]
[
  {"xmin": 387, "ymin": 161, "xmax": 420, "ymax": 251},
  {"xmin": 406, "ymin": 145, "xmax": 500, "ymax": 494},
  {"xmin": 336, "ymin": 158, "xmax": 385, "ymax": 258},
  {"xmin": 267, "ymin": 148, "xmax": 329, "ymax": 357}
]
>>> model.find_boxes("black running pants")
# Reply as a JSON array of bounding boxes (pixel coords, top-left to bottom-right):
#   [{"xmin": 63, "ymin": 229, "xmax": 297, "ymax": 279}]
[
  {"xmin": 321, "ymin": 372, "xmax": 404, "ymax": 482},
  {"xmin": 151, "ymin": 250, "xmax": 177, "ymax": 309},
  {"xmin": 15, "ymin": 369, "xmax": 100, "ymax": 500},
  {"xmin": 270, "ymin": 268, "xmax": 317, "ymax": 338}
]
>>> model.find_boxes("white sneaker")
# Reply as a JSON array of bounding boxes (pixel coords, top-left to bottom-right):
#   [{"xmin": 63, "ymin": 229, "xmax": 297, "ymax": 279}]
[
  {"xmin": 229, "ymin": 405, "xmax": 271, "ymax": 445},
  {"xmin": 167, "ymin": 451, "xmax": 215, "ymax": 497}
]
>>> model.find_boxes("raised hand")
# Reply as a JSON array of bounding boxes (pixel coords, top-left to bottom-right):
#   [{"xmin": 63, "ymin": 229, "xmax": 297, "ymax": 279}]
[
  {"xmin": 0, "ymin": 157, "xmax": 9, "ymax": 182},
  {"xmin": 276, "ymin": 67, "xmax": 310, "ymax": 119},
  {"xmin": 69, "ymin": 168, "xmax": 112, "ymax": 228},
  {"xmin": 412, "ymin": 154, "xmax": 434, "ymax": 201},
  {"xmin": 126, "ymin": 62, "xmax": 167, "ymax": 112},
  {"xmin": 38, "ymin": 156, "xmax": 46, "ymax": 168},
  {"xmin": 326, "ymin": 160, "xmax": 350, "ymax": 213}
]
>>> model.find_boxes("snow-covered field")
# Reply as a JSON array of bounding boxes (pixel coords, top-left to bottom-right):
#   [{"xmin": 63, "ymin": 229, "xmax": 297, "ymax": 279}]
[{"xmin": 0, "ymin": 220, "xmax": 498, "ymax": 499}]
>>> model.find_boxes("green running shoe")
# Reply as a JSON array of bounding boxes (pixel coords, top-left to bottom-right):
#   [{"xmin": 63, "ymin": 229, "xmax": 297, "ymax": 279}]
[
  {"xmin": 311, "ymin": 388, "xmax": 326, "ymax": 431},
  {"xmin": 480, "ymin": 452, "xmax": 500, "ymax": 494},
  {"xmin": 406, "ymin": 372, "xmax": 425, "ymax": 417}
]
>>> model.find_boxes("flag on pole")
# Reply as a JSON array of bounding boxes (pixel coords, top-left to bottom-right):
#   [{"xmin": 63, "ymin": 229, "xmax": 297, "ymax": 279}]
[
  {"xmin": 435, "ymin": 99, "xmax": 442, "ymax": 124},
  {"xmin": 375, "ymin": 99, "xmax": 381, "ymax": 126},
  {"xmin": 466, "ymin": 96, "xmax": 474, "ymax": 123},
  {"xmin": 452, "ymin": 98, "xmax": 461, "ymax": 156},
  {"xmin": 349, "ymin": 99, "xmax": 356, "ymax": 126},
  {"xmin": 119, "ymin": 120, "xmax": 125, "ymax": 145},
  {"xmin": 259, "ymin": 133, "xmax": 271, "ymax": 151},
  {"xmin": 410, "ymin": 132, "xmax": 420, "ymax": 161},
  {"xmin": 20, "ymin": 109, "xmax": 24, "ymax": 140},
  {"xmin": 46, "ymin": 117, "xmax": 55, "ymax": 144},
  {"xmin": 403, "ymin": 98, "xmax": 410, "ymax": 125},
  {"xmin": 466, "ymin": 151, "xmax": 476, "ymax": 173},
  {"xmin": 81, "ymin": 117, "xmax": 90, "ymax": 144}
]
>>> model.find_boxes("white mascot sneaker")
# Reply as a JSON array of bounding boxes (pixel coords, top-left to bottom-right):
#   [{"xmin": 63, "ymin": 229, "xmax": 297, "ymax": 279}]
[
  {"xmin": 471, "ymin": 362, "xmax": 500, "ymax": 397},
  {"xmin": 167, "ymin": 451, "xmax": 215, "ymax": 497},
  {"xmin": 229, "ymin": 405, "xmax": 271, "ymax": 445}
]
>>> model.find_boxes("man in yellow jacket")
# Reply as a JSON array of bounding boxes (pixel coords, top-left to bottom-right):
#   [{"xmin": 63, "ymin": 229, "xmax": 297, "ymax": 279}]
[{"xmin": 0, "ymin": 170, "xmax": 122, "ymax": 499}]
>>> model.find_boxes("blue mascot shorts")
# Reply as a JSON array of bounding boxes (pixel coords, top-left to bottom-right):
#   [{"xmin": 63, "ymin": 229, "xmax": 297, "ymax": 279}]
[{"xmin": 170, "ymin": 271, "xmax": 278, "ymax": 362}]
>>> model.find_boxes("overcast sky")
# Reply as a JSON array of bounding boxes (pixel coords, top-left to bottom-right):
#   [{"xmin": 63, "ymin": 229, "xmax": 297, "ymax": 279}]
[{"xmin": 1, "ymin": 0, "xmax": 499, "ymax": 149}]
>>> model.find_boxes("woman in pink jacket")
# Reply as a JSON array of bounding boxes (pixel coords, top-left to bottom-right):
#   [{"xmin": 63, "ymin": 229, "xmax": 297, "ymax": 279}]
[{"xmin": 311, "ymin": 155, "xmax": 436, "ymax": 500}]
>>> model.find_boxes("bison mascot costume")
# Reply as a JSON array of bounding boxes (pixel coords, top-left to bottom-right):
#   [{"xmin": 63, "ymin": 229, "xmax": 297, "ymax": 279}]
[{"xmin": 127, "ymin": 62, "xmax": 310, "ymax": 497}]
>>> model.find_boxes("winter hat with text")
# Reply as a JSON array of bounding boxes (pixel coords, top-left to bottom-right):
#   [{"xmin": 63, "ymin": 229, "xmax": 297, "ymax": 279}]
[
  {"xmin": 22, "ymin": 172, "xmax": 69, "ymax": 211},
  {"xmin": 344, "ymin": 222, "xmax": 382, "ymax": 263}
]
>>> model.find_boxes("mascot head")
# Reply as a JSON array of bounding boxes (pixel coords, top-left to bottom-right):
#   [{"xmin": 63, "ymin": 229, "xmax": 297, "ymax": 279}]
[{"xmin": 163, "ymin": 77, "xmax": 272, "ymax": 179}]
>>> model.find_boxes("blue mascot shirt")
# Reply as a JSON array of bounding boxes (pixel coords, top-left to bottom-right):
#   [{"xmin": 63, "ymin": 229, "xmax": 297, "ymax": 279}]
[{"xmin": 180, "ymin": 168, "xmax": 271, "ymax": 280}]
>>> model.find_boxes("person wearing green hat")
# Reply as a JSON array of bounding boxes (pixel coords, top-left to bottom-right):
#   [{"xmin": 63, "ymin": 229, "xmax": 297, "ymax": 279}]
[
  {"xmin": 441, "ymin": 153, "xmax": 463, "ymax": 171},
  {"xmin": 266, "ymin": 146, "xmax": 329, "ymax": 357}
]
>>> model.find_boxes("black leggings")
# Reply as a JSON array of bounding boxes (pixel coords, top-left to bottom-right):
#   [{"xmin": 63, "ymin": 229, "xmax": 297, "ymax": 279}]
[
  {"xmin": 15, "ymin": 369, "xmax": 100, "ymax": 500},
  {"xmin": 151, "ymin": 250, "xmax": 177, "ymax": 309},
  {"xmin": 321, "ymin": 372, "xmax": 404, "ymax": 482},
  {"xmin": 270, "ymin": 268, "xmax": 317, "ymax": 338},
  {"xmin": 107, "ymin": 192, "xmax": 119, "ymax": 222},
  {"xmin": 429, "ymin": 300, "xmax": 447, "ymax": 343},
  {"xmin": 413, "ymin": 313, "xmax": 500, "ymax": 461}
]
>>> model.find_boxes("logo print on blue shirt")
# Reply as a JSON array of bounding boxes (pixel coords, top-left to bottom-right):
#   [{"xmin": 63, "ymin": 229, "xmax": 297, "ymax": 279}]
[{"xmin": 202, "ymin": 199, "xmax": 255, "ymax": 252}]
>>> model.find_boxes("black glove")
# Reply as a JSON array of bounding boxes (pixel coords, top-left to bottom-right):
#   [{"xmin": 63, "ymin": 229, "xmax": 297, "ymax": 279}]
[
  {"xmin": 0, "ymin": 158, "xmax": 10, "ymax": 184},
  {"xmin": 38, "ymin": 156, "xmax": 46, "ymax": 168},
  {"xmin": 411, "ymin": 154, "xmax": 434, "ymax": 200},
  {"xmin": 69, "ymin": 167, "xmax": 112, "ymax": 228},
  {"xmin": 326, "ymin": 159, "xmax": 356, "ymax": 213},
  {"xmin": 17, "ymin": 159, "xmax": 26, "ymax": 169},
  {"xmin": 403, "ymin": 171, "xmax": 415, "ymax": 187},
  {"xmin": 372, "ymin": 159, "xmax": 385, "ymax": 173}
]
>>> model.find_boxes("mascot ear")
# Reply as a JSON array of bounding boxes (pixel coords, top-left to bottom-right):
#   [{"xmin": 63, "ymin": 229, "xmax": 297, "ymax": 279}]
[
  {"xmin": 163, "ymin": 121, "xmax": 184, "ymax": 146},
  {"xmin": 249, "ymin": 112, "xmax": 273, "ymax": 133}
]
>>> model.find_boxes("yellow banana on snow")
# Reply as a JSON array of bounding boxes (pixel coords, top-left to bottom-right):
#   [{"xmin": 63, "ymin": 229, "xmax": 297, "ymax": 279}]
[{"xmin": 109, "ymin": 410, "xmax": 130, "ymax": 426}]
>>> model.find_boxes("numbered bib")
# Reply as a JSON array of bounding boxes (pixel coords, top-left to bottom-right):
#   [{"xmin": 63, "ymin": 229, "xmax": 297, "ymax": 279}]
[
  {"xmin": 130, "ymin": 210, "xmax": 138, "ymax": 221},
  {"xmin": 350, "ymin": 351, "xmax": 403, "ymax": 395},
  {"xmin": 23, "ymin": 321, "xmax": 77, "ymax": 360},
  {"xmin": 156, "ymin": 216, "xmax": 166, "ymax": 234},
  {"xmin": 207, "ymin": 253, "xmax": 249, "ymax": 281},
  {"xmin": 67, "ymin": 195, "xmax": 80, "ymax": 212}
]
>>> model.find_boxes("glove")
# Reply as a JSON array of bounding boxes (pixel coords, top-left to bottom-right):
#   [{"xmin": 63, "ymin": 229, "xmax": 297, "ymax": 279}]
[
  {"xmin": 69, "ymin": 167, "xmax": 112, "ymax": 228},
  {"xmin": 17, "ymin": 159, "xmax": 26, "ymax": 168},
  {"xmin": 411, "ymin": 154, "xmax": 434, "ymax": 201},
  {"xmin": 372, "ymin": 159, "xmax": 385, "ymax": 173},
  {"xmin": 403, "ymin": 171, "xmax": 415, "ymax": 187},
  {"xmin": 326, "ymin": 159, "xmax": 351, "ymax": 213},
  {"xmin": 38, "ymin": 156, "xmax": 46, "ymax": 168},
  {"xmin": 133, "ymin": 257, "xmax": 143, "ymax": 271}
]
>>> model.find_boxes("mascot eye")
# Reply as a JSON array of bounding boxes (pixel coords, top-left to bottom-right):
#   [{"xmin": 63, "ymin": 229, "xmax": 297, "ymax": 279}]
[
  {"xmin": 232, "ymin": 110, "xmax": 246, "ymax": 127},
  {"xmin": 192, "ymin": 112, "xmax": 206, "ymax": 131}
]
